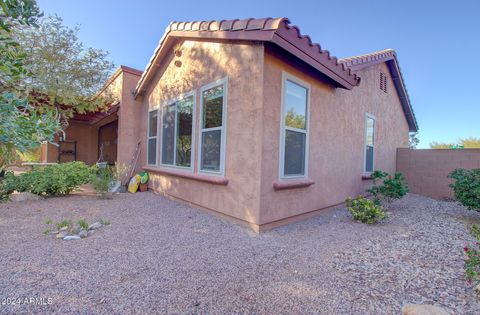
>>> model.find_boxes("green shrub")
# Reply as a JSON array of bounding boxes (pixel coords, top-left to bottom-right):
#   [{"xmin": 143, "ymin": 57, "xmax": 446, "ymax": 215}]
[
  {"xmin": 448, "ymin": 168, "xmax": 480, "ymax": 210},
  {"xmin": 465, "ymin": 224, "xmax": 480, "ymax": 282},
  {"xmin": 56, "ymin": 219, "xmax": 72, "ymax": 230},
  {"xmin": 91, "ymin": 165, "xmax": 112, "ymax": 197},
  {"xmin": 346, "ymin": 195, "xmax": 386, "ymax": 224},
  {"xmin": 77, "ymin": 219, "xmax": 88, "ymax": 230},
  {"xmin": 367, "ymin": 170, "xmax": 409, "ymax": 205},
  {"xmin": 5, "ymin": 162, "xmax": 94, "ymax": 197},
  {"xmin": 0, "ymin": 171, "xmax": 17, "ymax": 201}
]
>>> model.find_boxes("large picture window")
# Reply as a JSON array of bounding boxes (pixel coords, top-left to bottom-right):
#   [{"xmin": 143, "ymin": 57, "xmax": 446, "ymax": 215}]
[
  {"xmin": 280, "ymin": 74, "xmax": 310, "ymax": 178},
  {"xmin": 364, "ymin": 114, "xmax": 376, "ymax": 173},
  {"xmin": 199, "ymin": 78, "xmax": 227, "ymax": 174},
  {"xmin": 147, "ymin": 110, "xmax": 158, "ymax": 165},
  {"xmin": 161, "ymin": 93, "xmax": 195, "ymax": 168}
]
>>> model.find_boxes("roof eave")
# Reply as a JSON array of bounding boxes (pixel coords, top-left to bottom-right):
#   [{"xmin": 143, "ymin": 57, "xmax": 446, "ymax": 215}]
[{"xmin": 386, "ymin": 58, "xmax": 418, "ymax": 132}]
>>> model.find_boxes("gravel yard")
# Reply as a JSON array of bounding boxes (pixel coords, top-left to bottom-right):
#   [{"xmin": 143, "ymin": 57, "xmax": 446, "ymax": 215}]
[{"xmin": 0, "ymin": 192, "xmax": 479, "ymax": 314}]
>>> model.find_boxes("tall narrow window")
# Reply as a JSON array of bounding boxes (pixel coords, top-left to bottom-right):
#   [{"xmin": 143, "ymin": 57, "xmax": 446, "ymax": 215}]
[
  {"xmin": 280, "ymin": 74, "xmax": 309, "ymax": 178},
  {"xmin": 199, "ymin": 78, "xmax": 227, "ymax": 174},
  {"xmin": 147, "ymin": 110, "xmax": 158, "ymax": 165},
  {"xmin": 365, "ymin": 114, "xmax": 375, "ymax": 173},
  {"xmin": 161, "ymin": 93, "xmax": 194, "ymax": 168}
]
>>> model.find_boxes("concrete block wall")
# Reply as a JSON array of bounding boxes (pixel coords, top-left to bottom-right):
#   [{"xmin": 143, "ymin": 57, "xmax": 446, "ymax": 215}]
[{"xmin": 396, "ymin": 148, "xmax": 480, "ymax": 199}]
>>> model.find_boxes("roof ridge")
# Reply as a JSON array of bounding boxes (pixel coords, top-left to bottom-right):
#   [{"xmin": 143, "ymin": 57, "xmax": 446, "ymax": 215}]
[
  {"xmin": 338, "ymin": 48, "xmax": 396, "ymax": 65},
  {"xmin": 167, "ymin": 17, "xmax": 287, "ymax": 32}
]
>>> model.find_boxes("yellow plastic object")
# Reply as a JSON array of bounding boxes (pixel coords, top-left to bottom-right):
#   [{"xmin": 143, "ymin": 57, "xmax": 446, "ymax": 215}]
[{"xmin": 127, "ymin": 175, "xmax": 141, "ymax": 193}]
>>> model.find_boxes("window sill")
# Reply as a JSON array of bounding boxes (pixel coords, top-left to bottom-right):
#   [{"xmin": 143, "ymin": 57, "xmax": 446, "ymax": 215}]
[
  {"xmin": 362, "ymin": 174, "xmax": 373, "ymax": 180},
  {"xmin": 273, "ymin": 178, "xmax": 315, "ymax": 191},
  {"xmin": 143, "ymin": 166, "xmax": 228, "ymax": 186}
]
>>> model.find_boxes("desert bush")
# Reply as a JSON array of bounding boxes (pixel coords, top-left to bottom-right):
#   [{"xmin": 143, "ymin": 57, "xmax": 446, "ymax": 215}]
[
  {"xmin": 465, "ymin": 224, "xmax": 480, "ymax": 282},
  {"xmin": 8, "ymin": 162, "xmax": 93, "ymax": 197},
  {"xmin": 91, "ymin": 164, "xmax": 113, "ymax": 197},
  {"xmin": 367, "ymin": 170, "xmax": 409, "ymax": 205},
  {"xmin": 448, "ymin": 168, "xmax": 480, "ymax": 211},
  {"xmin": 345, "ymin": 195, "xmax": 386, "ymax": 224}
]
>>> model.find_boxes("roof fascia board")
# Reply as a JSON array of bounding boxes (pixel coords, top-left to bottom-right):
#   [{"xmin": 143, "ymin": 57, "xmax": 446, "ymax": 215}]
[{"xmin": 386, "ymin": 59, "xmax": 418, "ymax": 132}]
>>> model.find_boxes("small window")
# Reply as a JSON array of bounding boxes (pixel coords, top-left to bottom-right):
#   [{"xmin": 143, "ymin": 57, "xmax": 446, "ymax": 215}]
[
  {"xmin": 380, "ymin": 72, "xmax": 387, "ymax": 93},
  {"xmin": 364, "ymin": 114, "xmax": 375, "ymax": 173},
  {"xmin": 147, "ymin": 110, "xmax": 158, "ymax": 165},
  {"xmin": 280, "ymin": 73, "xmax": 309, "ymax": 178},
  {"xmin": 199, "ymin": 78, "xmax": 227, "ymax": 174},
  {"xmin": 161, "ymin": 93, "xmax": 195, "ymax": 168}
]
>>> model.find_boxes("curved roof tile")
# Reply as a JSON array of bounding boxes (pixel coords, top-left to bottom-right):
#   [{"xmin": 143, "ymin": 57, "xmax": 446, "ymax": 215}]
[
  {"xmin": 135, "ymin": 17, "xmax": 361, "ymax": 97},
  {"xmin": 339, "ymin": 49, "xmax": 418, "ymax": 132}
]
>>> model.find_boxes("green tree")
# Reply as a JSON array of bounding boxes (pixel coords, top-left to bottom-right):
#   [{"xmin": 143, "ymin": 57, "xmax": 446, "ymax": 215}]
[
  {"xmin": 13, "ymin": 14, "xmax": 116, "ymax": 122},
  {"xmin": 409, "ymin": 132, "xmax": 419, "ymax": 149},
  {"xmin": 0, "ymin": 0, "xmax": 60, "ymax": 170}
]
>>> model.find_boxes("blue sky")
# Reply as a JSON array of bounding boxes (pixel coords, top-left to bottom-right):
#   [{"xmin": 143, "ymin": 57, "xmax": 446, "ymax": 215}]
[{"xmin": 37, "ymin": 0, "xmax": 480, "ymax": 148}]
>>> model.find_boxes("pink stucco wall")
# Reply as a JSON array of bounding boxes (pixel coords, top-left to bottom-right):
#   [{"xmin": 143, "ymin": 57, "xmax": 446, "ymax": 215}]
[
  {"xmin": 116, "ymin": 71, "xmax": 142, "ymax": 168},
  {"xmin": 258, "ymin": 49, "xmax": 410, "ymax": 226},
  {"xmin": 397, "ymin": 148, "xmax": 480, "ymax": 199},
  {"xmin": 140, "ymin": 40, "xmax": 411, "ymax": 230},
  {"xmin": 141, "ymin": 39, "xmax": 265, "ymax": 226}
]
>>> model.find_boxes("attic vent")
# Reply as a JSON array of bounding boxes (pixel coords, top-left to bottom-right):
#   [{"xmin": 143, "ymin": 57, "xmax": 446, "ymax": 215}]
[{"xmin": 380, "ymin": 72, "xmax": 388, "ymax": 93}]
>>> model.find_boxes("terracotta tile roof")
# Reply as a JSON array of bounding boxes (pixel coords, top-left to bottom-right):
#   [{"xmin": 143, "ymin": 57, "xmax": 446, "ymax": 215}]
[
  {"xmin": 339, "ymin": 49, "xmax": 396, "ymax": 70},
  {"xmin": 339, "ymin": 49, "xmax": 418, "ymax": 132},
  {"xmin": 134, "ymin": 17, "xmax": 360, "ymax": 96}
]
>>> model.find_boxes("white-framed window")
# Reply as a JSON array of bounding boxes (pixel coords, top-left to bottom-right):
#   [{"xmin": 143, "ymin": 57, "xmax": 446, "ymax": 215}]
[
  {"xmin": 147, "ymin": 109, "xmax": 159, "ymax": 166},
  {"xmin": 364, "ymin": 113, "xmax": 376, "ymax": 174},
  {"xmin": 279, "ymin": 72, "xmax": 310, "ymax": 179},
  {"xmin": 160, "ymin": 91, "xmax": 196, "ymax": 169},
  {"xmin": 198, "ymin": 77, "xmax": 228, "ymax": 175}
]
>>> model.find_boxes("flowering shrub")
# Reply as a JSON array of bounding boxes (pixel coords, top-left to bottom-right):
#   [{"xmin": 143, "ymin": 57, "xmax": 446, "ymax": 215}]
[
  {"xmin": 345, "ymin": 195, "xmax": 386, "ymax": 224},
  {"xmin": 448, "ymin": 168, "xmax": 480, "ymax": 211},
  {"xmin": 465, "ymin": 224, "xmax": 480, "ymax": 283},
  {"xmin": 367, "ymin": 170, "xmax": 409, "ymax": 205}
]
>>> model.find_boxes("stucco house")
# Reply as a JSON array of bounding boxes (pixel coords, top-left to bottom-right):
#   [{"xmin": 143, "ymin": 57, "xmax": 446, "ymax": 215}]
[{"xmin": 41, "ymin": 17, "xmax": 417, "ymax": 231}]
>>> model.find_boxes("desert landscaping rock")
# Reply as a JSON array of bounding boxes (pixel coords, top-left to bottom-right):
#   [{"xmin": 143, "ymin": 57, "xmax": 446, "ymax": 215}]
[
  {"xmin": 402, "ymin": 304, "xmax": 450, "ymax": 315},
  {"xmin": 78, "ymin": 230, "xmax": 88, "ymax": 238},
  {"xmin": 63, "ymin": 235, "xmax": 80, "ymax": 241},
  {"xmin": 55, "ymin": 231, "xmax": 67, "ymax": 239},
  {"xmin": 9, "ymin": 192, "xmax": 42, "ymax": 202},
  {"xmin": 0, "ymin": 192, "xmax": 479, "ymax": 314},
  {"xmin": 475, "ymin": 284, "xmax": 480, "ymax": 295},
  {"xmin": 88, "ymin": 222, "xmax": 102, "ymax": 230}
]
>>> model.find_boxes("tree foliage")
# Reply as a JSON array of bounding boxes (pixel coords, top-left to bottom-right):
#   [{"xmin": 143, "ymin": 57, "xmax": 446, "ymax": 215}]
[
  {"xmin": 409, "ymin": 132, "xmax": 419, "ymax": 149},
  {"xmin": 13, "ymin": 15, "xmax": 115, "ymax": 117},
  {"xmin": 0, "ymin": 0, "xmax": 60, "ymax": 170},
  {"xmin": 0, "ymin": 1, "xmax": 115, "ymax": 171},
  {"xmin": 430, "ymin": 137, "xmax": 480, "ymax": 149}
]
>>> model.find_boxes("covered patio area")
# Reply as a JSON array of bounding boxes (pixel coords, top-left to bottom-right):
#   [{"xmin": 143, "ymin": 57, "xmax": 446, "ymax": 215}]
[{"xmin": 40, "ymin": 104, "xmax": 119, "ymax": 165}]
